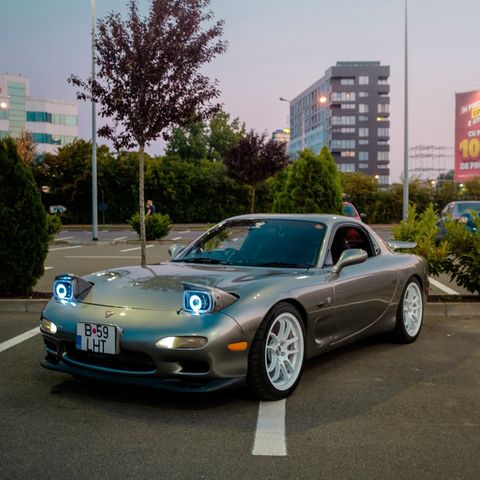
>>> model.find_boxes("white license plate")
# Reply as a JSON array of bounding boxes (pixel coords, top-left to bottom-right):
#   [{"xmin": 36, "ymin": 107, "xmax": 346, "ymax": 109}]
[{"xmin": 76, "ymin": 322, "xmax": 118, "ymax": 355}]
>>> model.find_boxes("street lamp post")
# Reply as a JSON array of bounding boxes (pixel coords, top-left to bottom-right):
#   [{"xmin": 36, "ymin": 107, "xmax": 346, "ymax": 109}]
[
  {"xmin": 279, "ymin": 96, "xmax": 305, "ymax": 151},
  {"xmin": 91, "ymin": 0, "xmax": 99, "ymax": 241},
  {"xmin": 402, "ymin": 0, "xmax": 409, "ymax": 220}
]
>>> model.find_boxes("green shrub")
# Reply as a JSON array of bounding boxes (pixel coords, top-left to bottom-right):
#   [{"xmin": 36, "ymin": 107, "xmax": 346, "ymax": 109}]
[
  {"xmin": 46, "ymin": 214, "xmax": 62, "ymax": 241},
  {"xmin": 444, "ymin": 212, "xmax": 480, "ymax": 295},
  {"xmin": 272, "ymin": 147, "xmax": 342, "ymax": 214},
  {"xmin": 129, "ymin": 213, "xmax": 171, "ymax": 240},
  {"xmin": 0, "ymin": 138, "xmax": 49, "ymax": 295},
  {"xmin": 392, "ymin": 204, "xmax": 449, "ymax": 276}
]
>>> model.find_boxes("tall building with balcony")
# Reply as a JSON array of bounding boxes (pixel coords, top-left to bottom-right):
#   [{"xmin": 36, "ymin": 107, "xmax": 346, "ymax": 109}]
[
  {"xmin": 0, "ymin": 73, "xmax": 78, "ymax": 154},
  {"xmin": 286, "ymin": 61, "xmax": 390, "ymax": 185}
]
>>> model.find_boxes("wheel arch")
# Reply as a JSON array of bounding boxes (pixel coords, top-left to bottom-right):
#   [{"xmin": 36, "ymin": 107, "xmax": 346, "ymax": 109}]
[{"xmin": 270, "ymin": 298, "xmax": 308, "ymax": 332}]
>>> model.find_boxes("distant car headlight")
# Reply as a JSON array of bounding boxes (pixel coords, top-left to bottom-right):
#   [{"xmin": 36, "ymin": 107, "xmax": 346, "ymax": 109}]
[
  {"xmin": 182, "ymin": 282, "xmax": 239, "ymax": 315},
  {"xmin": 53, "ymin": 274, "xmax": 93, "ymax": 302}
]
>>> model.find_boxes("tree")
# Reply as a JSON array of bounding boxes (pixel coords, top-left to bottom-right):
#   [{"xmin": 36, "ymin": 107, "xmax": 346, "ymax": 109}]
[
  {"xmin": 462, "ymin": 177, "xmax": 480, "ymax": 200},
  {"xmin": 69, "ymin": 0, "xmax": 226, "ymax": 266},
  {"xmin": 0, "ymin": 138, "xmax": 49, "ymax": 295},
  {"xmin": 14, "ymin": 131, "xmax": 37, "ymax": 165},
  {"xmin": 207, "ymin": 111, "xmax": 245, "ymax": 161},
  {"xmin": 32, "ymin": 140, "xmax": 114, "ymax": 223},
  {"xmin": 165, "ymin": 110, "xmax": 245, "ymax": 162},
  {"xmin": 273, "ymin": 147, "xmax": 342, "ymax": 214},
  {"xmin": 340, "ymin": 172, "xmax": 378, "ymax": 218},
  {"xmin": 224, "ymin": 130, "xmax": 289, "ymax": 212}
]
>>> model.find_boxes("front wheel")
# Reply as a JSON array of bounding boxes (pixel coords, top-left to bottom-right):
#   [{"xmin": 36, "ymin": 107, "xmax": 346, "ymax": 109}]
[
  {"xmin": 247, "ymin": 303, "xmax": 305, "ymax": 400},
  {"xmin": 394, "ymin": 277, "xmax": 424, "ymax": 343}
]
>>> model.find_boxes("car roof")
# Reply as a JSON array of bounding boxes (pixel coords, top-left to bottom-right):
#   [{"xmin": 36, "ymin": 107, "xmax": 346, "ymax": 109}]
[{"xmin": 225, "ymin": 213, "xmax": 361, "ymax": 227}]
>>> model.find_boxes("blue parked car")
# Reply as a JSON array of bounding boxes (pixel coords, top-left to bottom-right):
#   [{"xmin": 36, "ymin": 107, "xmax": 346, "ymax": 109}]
[{"xmin": 437, "ymin": 201, "xmax": 480, "ymax": 239}]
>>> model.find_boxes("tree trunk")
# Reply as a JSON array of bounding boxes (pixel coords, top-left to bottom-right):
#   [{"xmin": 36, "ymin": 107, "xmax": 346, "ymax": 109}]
[
  {"xmin": 138, "ymin": 144, "xmax": 146, "ymax": 267},
  {"xmin": 251, "ymin": 186, "xmax": 256, "ymax": 214}
]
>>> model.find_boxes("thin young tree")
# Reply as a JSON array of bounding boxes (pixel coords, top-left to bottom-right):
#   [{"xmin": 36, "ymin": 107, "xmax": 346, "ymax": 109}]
[
  {"xmin": 224, "ymin": 130, "xmax": 289, "ymax": 213},
  {"xmin": 69, "ymin": 0, "xmax": 226, "ymax": 266}
]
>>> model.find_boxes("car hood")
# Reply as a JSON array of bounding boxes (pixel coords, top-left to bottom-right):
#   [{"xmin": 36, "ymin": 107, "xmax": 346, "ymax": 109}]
[{"xmin": 81, "ymin": 262, "xmax": 306, "ymax": 310}]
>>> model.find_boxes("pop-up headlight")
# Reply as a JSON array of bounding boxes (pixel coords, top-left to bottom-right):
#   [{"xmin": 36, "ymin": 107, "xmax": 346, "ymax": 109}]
[
  {"xmin": 183, "ymin": 290, "xmax": 213, "ymax": 315},
  {"xmin": 53, "ymin": 274, "xmax": 93, "ymax": 302},
  {"xmin": 182, "ymin": 282, "xmax": 238, "ymax": 315}
]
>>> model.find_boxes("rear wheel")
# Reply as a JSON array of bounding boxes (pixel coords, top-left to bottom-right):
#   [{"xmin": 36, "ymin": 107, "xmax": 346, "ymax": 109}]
[
  {"xmin": 247, "ymin": 303, "xmax": 305, "ymax": 400},
  {"xmin": 394, "ymin": 277, "xmax": 424, "ymax": 343}
]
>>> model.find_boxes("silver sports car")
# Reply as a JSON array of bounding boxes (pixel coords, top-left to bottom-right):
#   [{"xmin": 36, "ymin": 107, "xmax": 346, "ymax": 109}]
[{"xmin": 40, "ymin": 214, "xmax": 428, "ymax": 400}]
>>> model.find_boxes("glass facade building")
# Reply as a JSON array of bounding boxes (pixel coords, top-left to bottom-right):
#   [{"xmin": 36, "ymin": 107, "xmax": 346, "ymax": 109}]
[
  {"xmin": 287, "ymin": 61, "xmax": 390, "ymax": 185},
  {"xmin": 0, "ymin": 73, "xmax": 78, "ymax": 154}
]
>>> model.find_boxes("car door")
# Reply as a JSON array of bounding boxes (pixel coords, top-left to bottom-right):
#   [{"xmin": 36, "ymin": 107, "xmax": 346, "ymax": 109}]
[{"xmin": 325, "ymin": 223, "xmax": 397, "ymax": 345}]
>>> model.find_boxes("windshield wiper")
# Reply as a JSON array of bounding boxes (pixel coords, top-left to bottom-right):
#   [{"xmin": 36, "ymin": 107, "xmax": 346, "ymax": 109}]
[
  {"xmin": 178, "ymin": 257, "xmax": 229, "ymax": 265},
  {"xmin": 251, "ymin": 262, "xmax": 310, "ymax": 268}
]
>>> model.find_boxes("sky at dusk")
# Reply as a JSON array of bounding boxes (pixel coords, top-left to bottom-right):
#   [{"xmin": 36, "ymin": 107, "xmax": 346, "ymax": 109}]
[{"xmin": 2, "ymin": 0, "xmax": 479, "ymax": 181}]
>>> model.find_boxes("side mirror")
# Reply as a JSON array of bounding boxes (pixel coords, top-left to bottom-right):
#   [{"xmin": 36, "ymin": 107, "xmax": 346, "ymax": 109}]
[
  {"xmin": 332, "ymin": 248, "xmax": 367, "ymax": 274},
  {"xmin": 168, "ymin": 244, "xmax": 185, "ymax": 259},
  {"xmin": 360, "ymin": 213, "xmax": 367, "ymax": 223}
]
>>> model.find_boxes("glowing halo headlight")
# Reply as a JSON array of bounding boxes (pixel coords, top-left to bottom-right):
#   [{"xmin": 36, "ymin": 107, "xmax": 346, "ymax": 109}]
[
  {"xmin": 181, "ymin": 282, "xmax": 239, "ymax": 315},
  {"xmin": 52, "ymin": 274, "xmax": 93, "ymax": 303},
  {"xmin": 183, "ymin": 290, "xmax": 212, "ymax": 315},
  {"xmin": 53, "ymin": 277, "xmax": 74, "ymax": 301}
]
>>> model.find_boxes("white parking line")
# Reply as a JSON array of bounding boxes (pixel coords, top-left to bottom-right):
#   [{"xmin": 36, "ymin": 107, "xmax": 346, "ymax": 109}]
[
  {"xmin": 0, "ymin": 327, "xmax": 40, "ymax": 354},
  {"xmin": 120, "ymin": 245, "xmax": 154, "ymax": 253},
  {"xmin": 252, "ymin": 400, "xmax": 287, "ymax": 456},
  {"xmin": 44, "ymin": 266, "xmax": 53, "ymax": 270},
  {"xmin": 56, "ymin": 236, "xmax": 75, "ymax": 241},
  {"xmin": 429, "ymin": 277, "xmax": 460, "ymax": 296},
  {"xmin": 49, "ymin": 245, "xmax": 83, "ymax": 252},
  {"xmin": 172, "ymin": 236, "xmax": 182, "ymax": 241},
  {"xmin": 113, "ymin": 236, "xmax": 127, "ymax": 241},
  {"xmin": 177, "ymin": 230, "xmax": 191, "ymax": 234}
]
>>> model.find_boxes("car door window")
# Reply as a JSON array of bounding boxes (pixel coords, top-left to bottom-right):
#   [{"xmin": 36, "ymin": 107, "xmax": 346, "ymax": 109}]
[{"xmin": 325, "ymin": 225, "xmax": 374, "ymax": 266}]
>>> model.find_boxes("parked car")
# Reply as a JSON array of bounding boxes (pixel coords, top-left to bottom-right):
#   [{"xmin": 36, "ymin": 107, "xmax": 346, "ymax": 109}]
[
  {"xmin": 437, "ymin": 201, "xmax": 480, "ymax": 239},
  {"xmin": 40, "ymin": 214, "xmax": 428, "ymax": 400},
  {"xmin": 342, "ymin": 201, "xmax": 366, "ymax": 222}
]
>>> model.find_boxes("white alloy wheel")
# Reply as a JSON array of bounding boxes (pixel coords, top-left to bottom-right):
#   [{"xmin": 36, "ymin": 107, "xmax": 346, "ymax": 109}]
[
  {"xmin": 402, "ymin": 281, "xmax": 423, "ymax": 338},
  {"xmin": 265, "ymin": 311, "xmax": 304, "ymax": 391}
]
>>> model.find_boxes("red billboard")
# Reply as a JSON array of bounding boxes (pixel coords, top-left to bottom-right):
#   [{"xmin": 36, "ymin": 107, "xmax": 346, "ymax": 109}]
[{"xmin": 455, "ymin": 90, "xmax": 480, "ymax": 182}]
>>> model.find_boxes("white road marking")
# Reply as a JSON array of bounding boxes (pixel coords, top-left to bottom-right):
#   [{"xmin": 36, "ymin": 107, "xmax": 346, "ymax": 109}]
[
  {"xmin": 120, "ymin": 245, "xmax": 154, "ymax": 253},
  {"xmin": 56, "ymin": 236, "xmax": 75, "ymax": 241},
  {"xmin": 177, "ymin": 230, "xmax": 190, "ymax": 234},
  {"xmin": 65, "ymin": 256, "xmax": 140, "ymax": 259},
  {"xmin": 113, "ymin": 236, "xmax": 127, "ymax": 241},
  {"xmin": 0, "ymin": 327, "xmax": 40, "ymax": 354},
  {"xmin": 49, "ymin": 245, "xmax": 83, "ymax": 252},
  {"xmin": 429, "ymin": 277, "xmax": 460, "ymax": 295},
  {"xmin": 172, "ymin": 236, "xmax": 182, "ymax": 241},
  {"xmin": 252, "ymin": 400, "xmax": 287, "ymax": 456},
  {"xmin": 44, "ymin": 266, "xmax": 54, "ymax": 270}
]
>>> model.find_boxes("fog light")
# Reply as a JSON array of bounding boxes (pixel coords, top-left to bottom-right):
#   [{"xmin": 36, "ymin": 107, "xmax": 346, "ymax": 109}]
[
  {"xmin": 40, "ymin": 318, "xmax": 57, "ymax": 334},
  {"xmin": 156, "ymin": 336, "xmax": 207, "ymax": 349}
]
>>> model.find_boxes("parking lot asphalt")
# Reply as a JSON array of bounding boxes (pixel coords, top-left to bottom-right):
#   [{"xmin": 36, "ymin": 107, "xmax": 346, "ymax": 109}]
[{"xmin": 0, "ymin": 312, "xmax": 479, "ymax": 479}]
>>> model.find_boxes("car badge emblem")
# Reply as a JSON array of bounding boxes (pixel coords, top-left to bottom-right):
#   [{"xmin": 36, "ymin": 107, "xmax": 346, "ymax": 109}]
[{"xmin": 105, "ymin": 310, "xmax": 114, "ymax": 318}]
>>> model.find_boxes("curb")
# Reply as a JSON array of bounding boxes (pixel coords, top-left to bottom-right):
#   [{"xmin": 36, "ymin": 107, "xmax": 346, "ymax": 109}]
[
  {"xmin": 0, "ymin": 299, "xmax": 48, "ymax": 313},
  {"xmin": 0, "ymin": 299, "xmax": 478, "ymax": 317}
]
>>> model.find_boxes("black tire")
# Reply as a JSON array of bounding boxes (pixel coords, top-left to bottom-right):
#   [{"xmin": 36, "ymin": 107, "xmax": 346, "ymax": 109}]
[
  {"xmin": 393, "ymin": 277, "xmax": 424, "ymax": 343},
  {"xmin": 247, "ymin": 302, "xmax": 305, "ymax": 400}
]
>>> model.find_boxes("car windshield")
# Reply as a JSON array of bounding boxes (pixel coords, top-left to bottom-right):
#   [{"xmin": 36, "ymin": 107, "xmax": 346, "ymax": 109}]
[
  {"xmin": 174, "ymin": 219, "xmax": 326, "ymax": 268},
  {"xmin": 458, "ymin": 203, "xmax": 480, "ymax": 215},
  {"xmin": 342, "ymin": 204, "xmax": 357, "ymax": 217}
]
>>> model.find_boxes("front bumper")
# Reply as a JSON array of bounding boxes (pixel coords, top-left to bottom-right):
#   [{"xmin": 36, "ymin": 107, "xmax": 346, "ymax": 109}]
[{"xmin": 40, "ymin": 300, "xmax": 252, "ymax": 392}]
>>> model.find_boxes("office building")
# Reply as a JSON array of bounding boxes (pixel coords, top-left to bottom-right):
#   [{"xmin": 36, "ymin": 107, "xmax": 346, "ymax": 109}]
[
  {"xmin": 286, "ymin": 61, "xmax": 390, "ymax": 185},
  {"xmin": 0, "ymin": 73, "xmax": 78, "ymax": 154}
]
